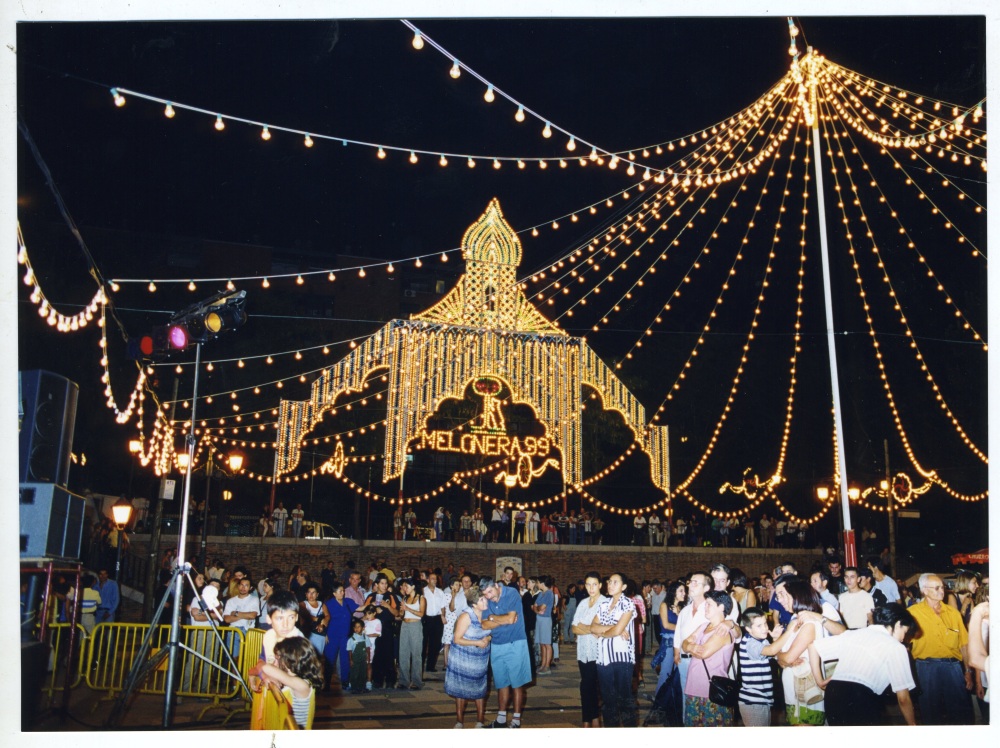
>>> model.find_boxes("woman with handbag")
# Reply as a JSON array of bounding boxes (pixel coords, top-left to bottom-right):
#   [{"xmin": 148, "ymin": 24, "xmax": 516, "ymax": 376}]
[
  {"xmin": 775, "ymin": 579, "xmax": 827, "ymax": 725},
  {"xmin": 300, "ymin": 583, "xmax": 331, "ymax": 657},
  {"xmin": 681, "ymin": 589, "xmax": 740, "ymax": 726}
]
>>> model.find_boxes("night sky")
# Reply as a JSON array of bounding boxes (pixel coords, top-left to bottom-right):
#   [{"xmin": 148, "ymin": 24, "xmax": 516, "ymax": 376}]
[{"xmin": 8, "ymin": 9, "xmax": 991, "ymax": 567}]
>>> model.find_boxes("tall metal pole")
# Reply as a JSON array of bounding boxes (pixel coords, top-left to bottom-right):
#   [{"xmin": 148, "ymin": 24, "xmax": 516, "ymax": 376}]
[
  {"xmin": 143, "ymin": 376, "xmax": 180, "ymax": 622},
  {"xmin": 163, "ymin": 342, "xmax": 202, "ymax": 727},
  {"xmin": 807, "ymin": 48, "xmax": 856, "ymax": 567},
  {"xmin": 884, "ymin": 439, "xmax": 896, "ymax": 574},
  {"xmin": 198, "ymin": 451, "xmax": 214, "ymax": 573},
  {"xmin": 268, "ymin": 449, "xmax": 278, "ymax": 514}
]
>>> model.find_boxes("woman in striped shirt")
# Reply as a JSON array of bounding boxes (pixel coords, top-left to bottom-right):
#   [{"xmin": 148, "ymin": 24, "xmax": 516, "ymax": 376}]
[{"xmin": 590, "ymin": 573, "xmax": 637, "ymax": 727}]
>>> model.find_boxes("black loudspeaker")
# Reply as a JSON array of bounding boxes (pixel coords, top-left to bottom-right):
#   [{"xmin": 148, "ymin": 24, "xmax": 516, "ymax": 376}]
[
  {"xmin": 19, "ymin": 370, "xmax": 79, "ymax": 486},
  {"xmin": 19, "ymin": 483, "xmax": 85, "ymax": 560}
]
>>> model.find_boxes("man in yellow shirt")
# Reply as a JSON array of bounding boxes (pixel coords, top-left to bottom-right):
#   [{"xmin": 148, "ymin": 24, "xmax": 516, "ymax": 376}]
[{"xmin": 907, "ymin": 573, "xmax": 973, "ymax": 724}]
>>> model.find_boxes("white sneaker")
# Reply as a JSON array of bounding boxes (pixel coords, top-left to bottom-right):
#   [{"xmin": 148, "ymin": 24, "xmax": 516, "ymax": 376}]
[
  {"xmin": 474, "ymin": 722, "xmax": 485, "ymax": 728},
  {"xmin": 454, "ymin": 722, "xmax": 463, "ymax": 729}
]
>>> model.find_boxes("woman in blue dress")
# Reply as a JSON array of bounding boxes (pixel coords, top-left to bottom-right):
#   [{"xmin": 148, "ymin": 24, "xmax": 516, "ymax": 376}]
[{"xmin": 444, "ymin": 585, "xmax": 492, "ymax": 728}]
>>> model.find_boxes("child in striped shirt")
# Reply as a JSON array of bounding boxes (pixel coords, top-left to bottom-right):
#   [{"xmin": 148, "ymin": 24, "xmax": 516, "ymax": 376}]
[
  {"xmin": 737, "ymin": 607, "xmax": 790, "ymax": 726},
  {"xmin": 261, "ymin": 636, "xmax": 324, "ymax": 728}
]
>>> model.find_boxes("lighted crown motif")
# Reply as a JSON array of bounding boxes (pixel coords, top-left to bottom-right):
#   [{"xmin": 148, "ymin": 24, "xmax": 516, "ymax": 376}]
[{"xmin": 412, "ymin": 198, "xmax": 562, "ymax": 333}]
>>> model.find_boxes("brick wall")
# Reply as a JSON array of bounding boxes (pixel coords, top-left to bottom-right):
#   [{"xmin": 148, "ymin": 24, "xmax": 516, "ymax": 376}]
[{"xmin": 129, "ymin": 535, "xmax": 823, "ymax": 586}]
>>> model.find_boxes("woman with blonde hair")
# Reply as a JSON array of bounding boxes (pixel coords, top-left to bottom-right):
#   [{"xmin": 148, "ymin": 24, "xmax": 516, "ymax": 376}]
[{"xmin": 946, "ymin": 570, "xmax": 980, "ymax": 625}]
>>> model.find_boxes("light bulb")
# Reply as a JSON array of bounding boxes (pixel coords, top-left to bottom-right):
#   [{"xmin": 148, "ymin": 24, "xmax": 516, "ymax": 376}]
[
  {"xmin": 188, "ymin": 280, "xmax": 197, "ymax": 291},
  {"xmin": 484, "ymin": 85, "xmax": 495, "ymax": 103},
  {"xmin": 539, "ymin": 160, "xmax": 548, "ymax": 169},
  {"xmin": 441, "ymin": 252, "xmax": 448, "ymax": 262},
  {"xmin": 542, "ymin": 122, "xmax": 552, "ymax": 138},
  {"xmin": 261, "ymin": 126, "xmax": 271, "ymax": 140},
  {"xmin": 412, "ymin": 31, "xmax": 424, "ymax": 50},
  {"xmin": 148, "ymin": 281, "xmax": 157, "ymax": 292},
  {"xmin": 493, "ymin": 159, "xmax": 501, "ymax": 169},
  {"xmin": 387, "ymin": 263, "xmax": 395, "ymax": 273},
  {"xmin": 262, "ymin": 277, "xmax": 270, "ymax": 288},
  {"xmin": 566, "ymin": 137, "xmax": 576, "ymax": 151},
  {"xmin": 112, "ymin": 89, "xmax": 125, "ymax": 107},
  {"xmin": 304, "ymin": 134, "xmax": 314, "ymax": 148},
  {"xmin": 450, "ymin": 59, "xmax": 461, "ymax": 79},
  {"xmin": 359, "ymin": 267, "xmax": 366, "ymax": 278},
  {"xmin": 409, "ymin": 151, "xmax": 418, "ymax": 164},
  {"xmin": 377, "ymin": 146, "xmax": 386, "ymax": 159},
  {"xmin": 517, "ymin": 160, "xmax": 526, "ymax": 169},
  {"xmin": 328, "ymin": 272, "xmax": 336, "ymax": 281},
  {"xmin": 439, "ymin": 154, "xmax": 448, "ymax": 167},
  {"xmin": 515, "ymin": 105, "xmax": 525, "ymax": 122},
  {"xmin": 467, "ymin": 157, "xmax": 475, "ymax": 168},
  {"xmin": 164, "ymin": 103, "xmax": 175, "ymax": 118},
  {"xmin": 215, "ymin": 115, "xmax": 225, "ymax": 131},
  {"xmin": 296, "ymin": 275, "xmax": 304, "ymax": 285},
  {"xmin": 415, "ymin": 257, "xmax": 423, "ymax": 267}
]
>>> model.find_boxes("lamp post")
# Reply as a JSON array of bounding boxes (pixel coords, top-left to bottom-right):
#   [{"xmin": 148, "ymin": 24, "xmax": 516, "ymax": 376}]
[
  {"xmin": 194, "ymin": 450, "xmax": 244, "ymax": 573},
  {"xmin": 128, "ymin": 439, "xmax": 142, "ymax": 497},
  {"xmin": 111, "ymin": 496, "xmax": 134, "ymax": 582}
]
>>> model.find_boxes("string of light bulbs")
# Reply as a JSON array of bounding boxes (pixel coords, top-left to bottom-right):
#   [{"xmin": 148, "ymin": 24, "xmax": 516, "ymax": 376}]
[
  {"xmin": 818, "ymin": 105, "xmax": 987, "ymax": 498},
  {"xmin": 820, "ymin": 106, "xmax": 989, "ymax": 466}
]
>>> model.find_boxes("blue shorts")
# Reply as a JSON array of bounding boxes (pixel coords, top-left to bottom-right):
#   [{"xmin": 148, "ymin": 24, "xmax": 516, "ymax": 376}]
[{"xmin": 491, "ymin": 639, "xmax": 531, "ymax": 689}]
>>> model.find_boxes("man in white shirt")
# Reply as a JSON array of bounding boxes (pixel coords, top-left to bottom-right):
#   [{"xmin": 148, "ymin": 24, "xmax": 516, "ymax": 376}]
[
  {"xmin": 271, "ymin": 502, "xmax": 288, "ymax": 537},
  {"xmin": 648, "ymin": 513, "xmax": 661, "ymax": 546},
  {"xmin": 422, "ymin": 572, "xmax": 448, "ymax": 672},
  {"xmin": 633, "ymin": 513, "xmax": 647, "ymax": 546},
  {"xmin": 808, "ymin": 604, "xmax": 917, "ymax": 725},
  {"xmin": 223, "ymin": 577, "xmax": 259, "ymax": 657},
  {"xmin": 838, "ymin": 567, "xmax": 875, "ymax": 628},
  {"xmin": 290, "ymin": 503, "xmax": 305, "ymax": 537}
]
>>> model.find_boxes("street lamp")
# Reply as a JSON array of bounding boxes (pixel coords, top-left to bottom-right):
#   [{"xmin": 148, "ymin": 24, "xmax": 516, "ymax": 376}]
[
  {"xmin": 193, "ymin": 449, "xmax": 244, "ymax": 572},
  {"xmin": 128, "ymin": 439, "xmax": 142, "ymax": 496},
  {"xmin": 112, "ymin": 496, "xmax": 134, "ymax": 582}
]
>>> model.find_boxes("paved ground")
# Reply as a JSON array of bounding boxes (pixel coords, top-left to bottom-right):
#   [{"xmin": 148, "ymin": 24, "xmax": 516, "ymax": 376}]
[
  {"xmin": 30, "ymin": 639, "xmax": 970, "ymax": 730},
  {"xmin": 34, "ymin": 642, "xmax": 659, "ymax": 730}
]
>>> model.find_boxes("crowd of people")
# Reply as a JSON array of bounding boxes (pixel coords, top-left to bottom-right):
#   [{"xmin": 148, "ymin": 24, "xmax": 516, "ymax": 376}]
[
  {"xmin": 146, "ymin": 552, "xmax": 988, "ymax": 728},
  {"xmin": 34, "ymin": 547, "xmax": 989, "ymax": 729}
]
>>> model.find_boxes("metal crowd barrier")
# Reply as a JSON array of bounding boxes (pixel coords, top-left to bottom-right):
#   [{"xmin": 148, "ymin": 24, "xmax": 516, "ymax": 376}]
[
  {"xmin": 39, "ymin": 623, "xmax": 88, "ymax": 707},
  {"xmin": 85, "ymin": 622, "xmax": 246, "ymax": 705},
  {"xmin": 222, "ymin": 627, "xmax": 266, "ymax": 724}
]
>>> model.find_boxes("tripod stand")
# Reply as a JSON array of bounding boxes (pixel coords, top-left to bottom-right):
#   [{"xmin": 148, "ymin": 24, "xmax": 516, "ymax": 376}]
[{"xmin": 104, "ymin": 562, "xmax": 250, "ymax": 728}]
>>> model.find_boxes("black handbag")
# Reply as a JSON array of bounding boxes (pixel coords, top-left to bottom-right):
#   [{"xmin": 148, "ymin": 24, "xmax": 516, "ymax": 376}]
[{"xmin": 703, "ymin": 635, "xmax": 741, "ymax": 708}]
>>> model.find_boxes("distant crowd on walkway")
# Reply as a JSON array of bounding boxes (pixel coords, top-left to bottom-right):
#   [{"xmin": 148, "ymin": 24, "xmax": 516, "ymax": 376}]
[{"xmin": 384, "ymin": 505, "xmax": 868, "ymax": 549}]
